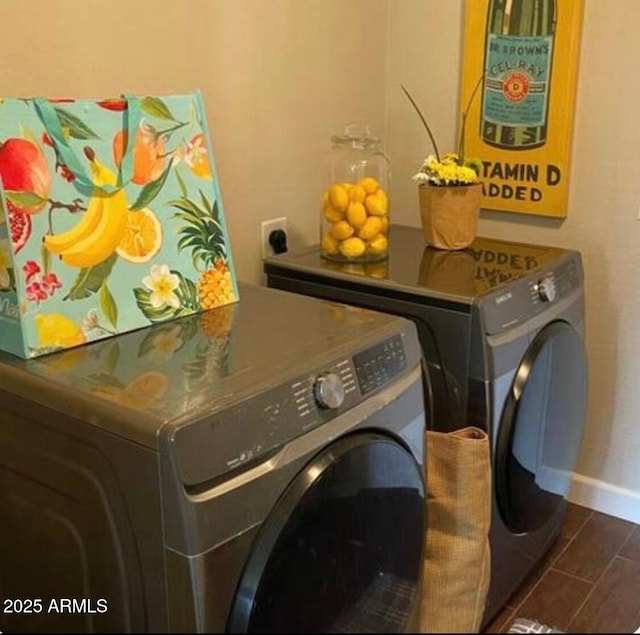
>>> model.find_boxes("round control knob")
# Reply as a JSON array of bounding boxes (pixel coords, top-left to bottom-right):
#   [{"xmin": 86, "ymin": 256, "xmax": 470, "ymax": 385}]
[
  {"xmin": 313, "ymin": 372, "xmax": 345, "ymax": 410},
  {"xmin": 537, "ymin": 275, "xmax": 556, "ymax": 302}
]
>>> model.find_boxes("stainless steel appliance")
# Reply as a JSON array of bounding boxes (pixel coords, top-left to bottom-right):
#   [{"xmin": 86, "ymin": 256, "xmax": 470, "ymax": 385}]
[
  {"xmin": 0, "ymin": 282, "xmax": 426, "ymax": 633},
  {"xmin": 264, "ymin": 224, "xmax": 588, "ymax": 627}
]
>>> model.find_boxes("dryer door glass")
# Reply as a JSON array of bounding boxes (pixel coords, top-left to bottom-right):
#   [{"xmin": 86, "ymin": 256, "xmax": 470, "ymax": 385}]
[
  {"xmin": 226, "ymin": 432, "xmax": 425, "ymax": 633},
  {"xmin": 495, "ymin": 320, "xmax": 587, "ymax": 534}
]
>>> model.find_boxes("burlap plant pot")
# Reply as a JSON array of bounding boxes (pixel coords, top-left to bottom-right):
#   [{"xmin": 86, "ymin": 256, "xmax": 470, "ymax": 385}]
[
  {"xmin": 419, "ymin": 426, "xmax": 492, "ymax": 634},
  {"xmin": 418, "ymin": 182, "xmax": 482, "ymax": 250}
]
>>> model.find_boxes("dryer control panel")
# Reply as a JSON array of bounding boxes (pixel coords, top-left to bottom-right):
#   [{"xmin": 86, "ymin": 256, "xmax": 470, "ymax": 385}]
[{"xmin": 481, "ymin": 252, "xmax": 583, "ymax": 335}]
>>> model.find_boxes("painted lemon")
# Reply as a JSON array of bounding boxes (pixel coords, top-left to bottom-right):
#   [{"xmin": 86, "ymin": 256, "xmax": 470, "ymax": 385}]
[
  {"xmin": 116, "ymin": 207, "xmax": 162, "ymax": 263},
  {"xmin": 35, "ymin": 313, "xmax": 86, "ymax": 349}
]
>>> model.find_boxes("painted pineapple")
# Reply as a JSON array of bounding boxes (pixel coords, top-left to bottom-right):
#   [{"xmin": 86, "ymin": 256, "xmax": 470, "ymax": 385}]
[
  {"xmin": 173, "ymin": 194, "xmax": 236, "ymax": 310},
  {"xmin": 197, "ymin": 257, "xmax": 235, "ymax": 309}
]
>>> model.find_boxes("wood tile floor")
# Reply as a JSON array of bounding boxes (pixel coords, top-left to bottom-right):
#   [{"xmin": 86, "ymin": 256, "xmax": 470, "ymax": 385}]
[{"xmin": 485, "ymin": 502, "xmax": 640, "ymax": 634}]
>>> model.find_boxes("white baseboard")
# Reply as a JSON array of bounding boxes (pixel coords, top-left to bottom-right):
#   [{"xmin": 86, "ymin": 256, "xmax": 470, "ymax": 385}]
[{"xmin": 567, "ymin": 471, "xmax": 640, "ymax": 524}]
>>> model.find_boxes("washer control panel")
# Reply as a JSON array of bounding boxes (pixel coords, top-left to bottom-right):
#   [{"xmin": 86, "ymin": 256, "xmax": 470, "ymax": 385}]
[
  {"xmin": 353, "ymin": 334, "xmax": 407, "ymax": 395},
  {"xmin": 173, "ymin": 332, "xmax": 410, "ymax": 487}
]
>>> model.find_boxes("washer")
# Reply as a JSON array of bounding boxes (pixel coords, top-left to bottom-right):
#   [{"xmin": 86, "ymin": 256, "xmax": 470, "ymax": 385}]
[
  {"xmin": 264, "ymin": 224, "xmax": 588, "ymax": 627},
  {"xmin": 0, "ymin": 282, "xmax": 426, "ymax": 633}
]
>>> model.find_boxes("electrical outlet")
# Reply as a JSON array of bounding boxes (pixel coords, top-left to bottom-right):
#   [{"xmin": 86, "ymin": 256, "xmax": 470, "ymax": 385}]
[{"xmin": 261, "ymin": 217, "xmax": 288, "ymax": 258}]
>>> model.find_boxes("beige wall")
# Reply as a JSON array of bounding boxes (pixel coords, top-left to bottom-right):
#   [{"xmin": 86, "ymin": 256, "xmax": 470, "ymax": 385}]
[
  {"xmin": 3, "ymin": 0, "xmax": 640, "ymax": 520},
  {"xmin": 0, "ymin": 0, "xmax": 389, "ymax": 283}
]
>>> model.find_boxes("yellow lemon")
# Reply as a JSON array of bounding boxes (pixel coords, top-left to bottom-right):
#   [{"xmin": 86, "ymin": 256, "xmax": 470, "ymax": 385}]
[
  {"xmin": 331, "ymin": 219, "xmax": 355, "ymax": 240},
  {"xmin": 339, "ymin": 236, "xmax": 366, "ymax": 259},
  {"xmin": 358, "ymin": 176, "xmax": 379, "ymax": 195},
  {"xmin": 328, "ymin": 183, "xmax": 349, "ymax": 212},
  {"xmin": 116, "ymin": 207, "xmax": 162, "ymax": 263},
  {"xmin": 375, "ymin": 187, "xmax": 388, "ymax": 209},
  {"xmin": 365, "ymin": 193, "xmax": 387, "ymax": 216},
  {"xmin": 380, "ymin": 215, "xmax": 389, "ymax": 234},
  {"xmin": 348, "ymin": 184, "xmax": 367, "ymax": 203},
  {"xmin": 323, "ymin": 203, "xmax": 344, "ymax": 223},
  {"xmin": 321, "ymin": 190, "xmax": 329, "ymax": 207},
  {"xmin": 35, "ymin": 313, "xmax": 86, "ymax": 349},
  {"xmin": 358, "ymin": 216, "xmax": 383, "ymax": 241},
  {"xmin": 321, "ymin": 232, "xmax": 339, "ymax": 255},
  {"xmin": 367, "ymin": 234, "xmax": 388, "ymax": 256},
  {"xmin": 346, "ymin": 201, "xmax": 367, "ymax": 229}
]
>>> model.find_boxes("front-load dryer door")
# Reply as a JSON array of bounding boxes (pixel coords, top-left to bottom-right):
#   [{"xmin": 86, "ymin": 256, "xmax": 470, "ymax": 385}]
[
  {"xmin": 226, "ymin": 432, "xmax": 425, "ymax": 634},
  {"xmin": 495, "ymin": 320, "xmax": 587, "ymax": 534}
]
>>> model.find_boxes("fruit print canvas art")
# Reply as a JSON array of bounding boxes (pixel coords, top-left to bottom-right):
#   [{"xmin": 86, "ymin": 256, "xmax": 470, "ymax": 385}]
[{"xmin": 0, "ymin": 91, "xmax": 239, "ymax": 359}]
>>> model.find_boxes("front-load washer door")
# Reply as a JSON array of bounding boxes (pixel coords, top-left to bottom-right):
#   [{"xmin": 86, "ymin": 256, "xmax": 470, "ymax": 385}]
[
  {"xmin": 495, "ymin": 320, "xmax": 588, "ymax": 534},
  {"xmin": 226, "ymin": 431, "xmax": 425, "ymax": 634}
]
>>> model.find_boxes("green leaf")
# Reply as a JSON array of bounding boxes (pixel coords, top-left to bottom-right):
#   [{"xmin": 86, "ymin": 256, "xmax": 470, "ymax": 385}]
[
  {"xmin": 19, "ymin": 124, "xmax": 40, "ymax": 148},
  {"xmin": 5, "ymin": 190, "xmax": 45, "ymax": 208},
  {"xmin": 63, "ymin": 253, "xmax": 118, "ymax": 301},
  {"xmin": 140, "ymin": 97, "xmax": 175, "ymax": 121},
  {"xmin": 132, "ymin": 272, "xmax": 197, "ymax": 322},
  {"xmin": 168, "ymin": 198, "xmax": 207, "ymax": 218},
  {"xmin": 130, "ymin": 159, "xmax": 173, "ymax": 211},
  {"xmin": 99, "ymin": 282, "xmax": 118, "ymax": 328},
  {"xmin": 40, "ymin": 242, "xmax": 51, "ymax": 275},
  {"xmin": 175, "ymin": 169, "xmax": 188, "ymax": 199},
  {"xmin": 55, "ymin": 107, "xmax": 100, "ymax": 140}
]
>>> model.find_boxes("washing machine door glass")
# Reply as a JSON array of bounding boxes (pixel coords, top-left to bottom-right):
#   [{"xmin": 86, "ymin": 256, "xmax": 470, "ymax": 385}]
[
  {"xmin": 495, "ymin": 320, "xmax": 587, "ymax": 534},
  {"xmin": 226, "ymin": 432, "xmax": 425, "ymax": 634}
]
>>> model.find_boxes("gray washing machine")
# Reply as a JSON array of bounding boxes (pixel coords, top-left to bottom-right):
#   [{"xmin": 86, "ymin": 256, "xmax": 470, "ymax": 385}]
[
  {"xmin": 0, "ymin": 282, "xmax": 426, "ymax": 633},
  {"xmin": 264, "ymin": 224, "xmax": 588, "ymax": 628}
]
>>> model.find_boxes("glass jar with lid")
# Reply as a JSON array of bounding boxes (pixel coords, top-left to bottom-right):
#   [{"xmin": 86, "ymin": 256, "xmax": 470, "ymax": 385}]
[{"xmin": 320, "ymin": 122, "xmax": 390, "ymax": 263}]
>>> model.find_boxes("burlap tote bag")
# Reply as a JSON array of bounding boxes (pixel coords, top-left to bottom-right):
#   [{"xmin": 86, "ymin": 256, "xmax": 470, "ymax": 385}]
[{"xmin": 420, "ymin": 426, "xmax": 492, "ymax": 633}]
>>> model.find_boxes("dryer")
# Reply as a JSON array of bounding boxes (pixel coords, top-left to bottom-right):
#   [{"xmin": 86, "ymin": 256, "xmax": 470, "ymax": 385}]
[
  {"xmin": 264, "ymin": 224, "xmax": 588, "ymax": 627},
  {"xmin": 0, "ymin": 282, "xmax": 426, "ymax": 633}
]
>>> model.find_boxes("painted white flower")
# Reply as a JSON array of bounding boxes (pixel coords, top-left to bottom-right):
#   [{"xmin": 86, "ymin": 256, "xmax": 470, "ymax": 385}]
[
  {"xmin": 0, "ymin": 238, "xmax": 13, "ymax": 288},
  {"xmin": 82, "ymin": 309, "xmax": 100, "ymax": 331},
  {"xmin": 142, "ymin": 264, "xmax": 180, "ymax": 309}
]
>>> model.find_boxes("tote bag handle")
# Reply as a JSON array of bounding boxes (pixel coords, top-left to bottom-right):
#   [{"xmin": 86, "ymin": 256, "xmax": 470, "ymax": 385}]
[{"xmin": 32, "ymin": 96, "xmax": 140, "ymax": 194}]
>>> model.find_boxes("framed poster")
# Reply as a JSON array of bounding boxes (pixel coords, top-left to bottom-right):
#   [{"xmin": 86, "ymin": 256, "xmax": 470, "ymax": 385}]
[{"xmin": 459, "ymin": 0, "xmax": 584, "ymax": 218}]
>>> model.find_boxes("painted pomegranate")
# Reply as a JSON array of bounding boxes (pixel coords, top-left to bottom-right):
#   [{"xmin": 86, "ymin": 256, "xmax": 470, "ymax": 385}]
[
  {"xmin": 0, "ymin": 138, "xmax": 51, "ymax": 214},
  {"xmin": 7, "ymin": 203, "xmax": 31, "ymax": 253}
]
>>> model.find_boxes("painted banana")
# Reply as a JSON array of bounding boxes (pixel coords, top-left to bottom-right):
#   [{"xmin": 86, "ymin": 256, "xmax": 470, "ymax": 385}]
[
  {"xmin": 44, "ymin": 192, "xmax": 104, "ymax": 254},
  {"xmin": 59, "ymin": 188, "xmax": 128, "ymax": 268},
  {"xmin": 56, "ymin": 152, "xmax": 129, "ymax": 268},
  {"xmin": 43, "ymin": 151, "xmax": 117, "ymax": 255}
]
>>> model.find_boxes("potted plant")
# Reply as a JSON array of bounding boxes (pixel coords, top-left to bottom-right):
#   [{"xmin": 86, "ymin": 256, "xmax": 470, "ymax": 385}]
[{"xmin": 402, "ymin": 80, "xmax": 483, "ymax": 250}]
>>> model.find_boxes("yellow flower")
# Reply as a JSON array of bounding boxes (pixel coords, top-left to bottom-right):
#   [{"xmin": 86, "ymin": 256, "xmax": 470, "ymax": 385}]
[{"xmin": 403, "ymin": 81, "xmax": 483, "ymax": 187}]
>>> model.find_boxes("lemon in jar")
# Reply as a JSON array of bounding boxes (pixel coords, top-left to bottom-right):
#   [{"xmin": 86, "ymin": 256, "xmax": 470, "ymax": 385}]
[
  {"xmin": 321, "ymin": 232, "xmax": 340, "ymax": 255},
  {"xmin": 358, "ymin": 216, "xmax": 383, "ymax": 241},
  {"xmin": 365, "ymin": 193, "xmax": 387, "ymax": 217},
  {"xmin": 348, "ymin": 183, "xmax": 367, "ymax": 203},
  {"xmin": 323, "ymin": 203, "xmax": 344, "ymax": 223},
  {"xmin": 346, "ymin": 201, "xmax": 367, "ymax": 230},
  {"xmin": 331, "ymin": 219, "xmax": 355, "ymax": 240},
  {"xmin": 328, "ymin": 183, "xmax": 349, "ymax": 211},
  {"xmin": 358, "ymin": 176, "xmax": 379, "ymax": 195},
  {"xmin": 339, "ymin": 236, "xmax": 366, "ymax": 259},
  {"xmin": 367, "ymin": 234, "xmax": 388, "ymax": 257}
]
